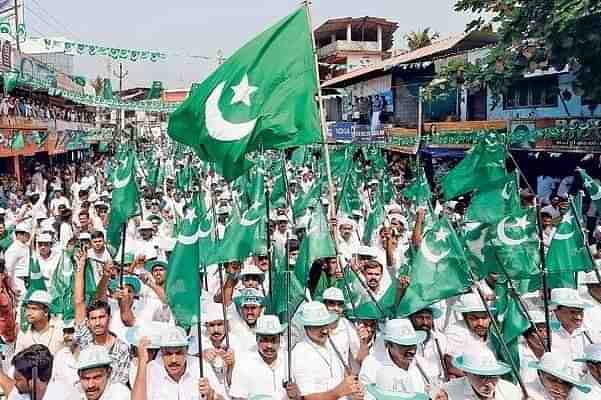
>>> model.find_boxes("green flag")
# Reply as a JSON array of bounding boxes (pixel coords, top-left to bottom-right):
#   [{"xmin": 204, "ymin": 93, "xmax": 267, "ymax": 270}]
[
  {"xmin": 578, "ymin": 168, "xmax": 601, "ymax": 215},
  {"xmin": 402, "ymin": 166, "xmax": 431, "ymax": 207},
  {"xmin": 3, "ymin": 71, "xmax": 18, "ymax": 93},
  {"xmin": 166, "ymin": 204, "xmax": 202, "ymax": 328},
  {"xmin": 145, "ymin": 81, "xmax": 163, "ymax": 100},
  {"xmin": 49, "ymin": 252, "xmax": 75, "ymax": 320},
  {"xmin": 102, "ymin": 78, "xmax": 113, "ymax": 100},
  {"xmin": 28, "ymin": 257, "xmax": 47, "ymax": 293},
  {"xmin": 11, "ymin": 131, "xmax": 25, "ymax": 151},
  {"xmin": 294, "ymin": 205, "xmax": 337, "ymax": 286},
  {"xmin": 397, "ymin": 216, "xmax": 472, "ymax": 317},
  {"xmin": 465, "ymin": 171, "xmax": 520, "ymax": 224},
  {"xmin": 363, "ymin": 193, "xmax": 385, "ymax": 245},
  {"xmin": 546, "ymin": 204, "xmax": 594, "ymax": 278},
  {"xmin": 168, "ymin": 7, "xmax": 321, "ymax": 181},
  {"xmin": 106, "ymin": 151, "xmax": 141, "ymax": 251},
  {"xmin": 490, "ymin": 207, "xmax": 541, "ymax": 279},
  {"xmin": 441, "ymin": 134, "xmax": 507, "ymax": 200}
]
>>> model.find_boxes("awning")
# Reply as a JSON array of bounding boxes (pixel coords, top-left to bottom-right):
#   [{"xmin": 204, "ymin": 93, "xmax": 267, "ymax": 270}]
[{"xmin": 420, "ymin": 147, "xmax": 466, "ymax": 158}]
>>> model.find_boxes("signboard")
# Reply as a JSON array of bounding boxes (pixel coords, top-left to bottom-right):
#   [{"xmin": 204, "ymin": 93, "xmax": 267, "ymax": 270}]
[
  {"xmin": 330, "ymin": 122, "xmax": 353, "ymax": 141},
  {"xmin": 1, "ymin": 40, "xmax": 10, "ymax": 68},
  {"xmin": 328, "ymin": 122, "xmax": 387, "ymax": 144}
]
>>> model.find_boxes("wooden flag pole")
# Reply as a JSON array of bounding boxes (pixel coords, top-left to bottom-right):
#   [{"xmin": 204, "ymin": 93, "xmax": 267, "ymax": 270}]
[
  {"xmin": 285, "ymin": 232, "xmax": 293, "ymax": 383},
  {"xmin": 304, "ymin": 1, "xmax": 336, "ymax": 217},
  {"xmin": 119, "ymin": 222, "xmax": 126, "ymax": 288},
  {"xmin": 264, "ymin": 174, "xmax": 274, "ymax": 310}
]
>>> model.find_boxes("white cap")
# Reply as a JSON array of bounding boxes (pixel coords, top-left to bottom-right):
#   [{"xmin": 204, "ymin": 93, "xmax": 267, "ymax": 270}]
[
  {"xmin": 138, "ymin": 221, "xmax": 154, "ymax": 231},
  {"xmin": 25, "ymin": 290, "xmax": 51, "ymax": 306},
  {"xmin": 255, "ymin": 315, "xmax": 286, "ymax": 336},
  {"xmin": 160, "ymin": 326, "xmax": 189, "ymax": 348},
  {"xmin": 549, "ymin": 288, "xmax": 591, "ymax": 310},
  {"xmin": 77, "ymin": 345, "xmax": 112, "ymax": 371},
  {"xmin": 203, "ymin": 302, "xmax": 225, "ymax": 323},
  {"xmin": 240, "ymin": 264, "xmax": 265, "ymax": 279},
  {"xmin": 453, "ymin": 293, "xmax": 490, "ymax": 314},
  {"xmin": 36, "ymin": 233, "xmax": 53, "ymax": 243},
  {"xmin": 79, "ymin": 232, "xmax": 92, "ymax": 240},
  {"xmin": 322, "ymin": 287, "xmax": 345, "ymax": 302},
  {"xmin": 354, "ymin": 245, "xmax": 378, "ymax": 258},
  {"xmin": 15, "ymin": 222, "xmax": 32, "ymax": 234}
]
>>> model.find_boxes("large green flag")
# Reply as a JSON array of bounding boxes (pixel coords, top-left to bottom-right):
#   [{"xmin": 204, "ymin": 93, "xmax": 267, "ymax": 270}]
[
  {"xmin": 397, "ymin": 216, "xmax": 472, "ymax": 317},
  {"xmin": 166, "ymin": 204, "xmax": 203, "ymax": 328},
  {"xmin": 294, "ymin": 205, "xmax": 337, "ymax": 286},
  {"xmin": 11, "ymin": 131, "xmax": 25, "ymax": 151},
  {"xmin": 465, "ymin": 171, "xmax": 520, "ymax": 224},
  {"xmin": 168, "ymin": 7, "xmax": 321, "ymax": 181},
  {"xmin": 363, "ymin": 193, "xmax": 385, "ymax": 245},
  {"xmin": 292, "ymin": 180, "xmax": 321, "ymax": 219},
  {"xmin": 578, "ymin": 168, "xmax": 601, "ymax": 214},
  {"xmin": 441, "ymin": 134, "xmax": 507, "ymax": 200},
  {"xmin": 546, "ymin": 204, "xmax": 594, "ymax": 278},
  {"xmin": 490, "ymin": 207, "xmax": 540, "ymax": 279},
  {"xmin": 106, "ymin": 151, "xmax": 141, "ymax": 251},
  {"xmin": 27, "ymin": 257, "xmax": 47, "ymax": 293},
  {"xmin": 49, "ymin": 252, "xmax": 75, "ymax": 320}
]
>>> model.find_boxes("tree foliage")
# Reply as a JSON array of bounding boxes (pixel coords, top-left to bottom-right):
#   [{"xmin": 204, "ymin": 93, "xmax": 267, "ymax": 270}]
[
  {"xmin": 405, "ymin": 28, "xmax": 440, "ymax": 51},
  {"xmin": 442, "ymin": 0, "xmax": 601, "ymax": 104}
]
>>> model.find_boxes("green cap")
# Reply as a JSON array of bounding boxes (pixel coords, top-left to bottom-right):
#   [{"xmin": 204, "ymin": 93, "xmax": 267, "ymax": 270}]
[{"xmin": 108, "ymin": 275, "xmax": 142, "ymax": 295}]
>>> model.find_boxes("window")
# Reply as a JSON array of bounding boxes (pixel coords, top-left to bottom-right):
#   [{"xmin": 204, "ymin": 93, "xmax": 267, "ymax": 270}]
[{"xmin": 504, "ymin": 76, "xmax": 559, "ymax": 109}]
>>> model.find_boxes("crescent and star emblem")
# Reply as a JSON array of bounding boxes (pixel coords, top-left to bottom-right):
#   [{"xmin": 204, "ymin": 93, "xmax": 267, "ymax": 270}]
[
  {"xmin": 205, "ymin": 74, "xmax": 258, "ymax": 142},
  {"xmin": 497, "ymin": 215, "xmax": 530, "ymax": 246},
  {"xmin": 553, "ymin": 214, "xmax": 575, "ymax": 241},
  {"xmin": 585, "ymin": 179, "xmax": 601, "ymax": 201},
  {"xmin": 240, "ymin": 202, "xmax": 262, "ymax": 226},
  {"xmin": 421, "ymin": 228, "xmax": 450, "ymax": 264}
]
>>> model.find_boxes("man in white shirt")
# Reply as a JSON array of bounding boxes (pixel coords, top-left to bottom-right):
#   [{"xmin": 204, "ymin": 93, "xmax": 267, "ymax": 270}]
[
  {"xmin": 435, "ymin": 350, "xmax": 521, "ymax": 400},
  {"xmin": 526, "ymin": 352, "xmax": 591, "ymax": 400},
  {"xmin": 573, "ymin": 344, "xmax": 601, "ymax": 399},
  {"xmin": 321, "ymin": 288, "xmax": 360, "ymax": 367},
  {"xmin": 359, "ymin": 318, "xmax": 429, "ymax": 396},
  {"xmin": 337, "ymin": 218, "xmax": 360, "ymax": 265},
  {"xmin": 230, "ymin": 315, "xmax": 298, "ymax": 400},
  {"xmin": 74, "ymin": 344, "xmax": 130, "ymax": 400},
  {"xmin": 291, "ymin": 301, "xmax": 363, "ymax": 400},
  {"xmin": 132, "ymin": 221, "xmax": 162, "ymax": 260},
  {"xmin": 549, "ymin": 288, "xmax": 591, "ymax": 361},
  {"xmin": 16, "ymin": 291, "xmax": 64, "ymax": 355},
  {"xmin": 87, "ymin": 231, "xmax": 112, "ymax": 284},
  {"xmin": 34, "ymin": 233, "xmax": 60, "ymax": 282},
  {"xmin": 227, "ymin": 288, "xmax": 266, "ymax": 353},
  {"xmin": 407, "ymin": 305, "xmax": 449, "ymax": 386},
  {"xmin": 132, "ymin": 326, "xmax": 225, "ymax": 400},
  {"xmin": 49, "ymin": 187, "xmax": 70, "ymax": 217},
  {"xmin": 443, "ymin": 293, "xmax": 496, "ymax": 379},
  {"xmin": 4, "ymin": 222, "xmax": 31, "ymax": 297}
]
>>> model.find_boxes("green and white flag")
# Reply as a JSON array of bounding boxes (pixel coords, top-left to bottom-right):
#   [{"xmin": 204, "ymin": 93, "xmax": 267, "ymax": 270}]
[
  {"xmin": 441, "ymin": 133, "xmax": 507, "ymax": 200},
  {"xmin": 402, "ymin": 166, "xmax": 431, "ymax": 207},
  {"xmin": 10, "ymin": 131, "xmax": 25, "ymax": 151},
  {"xmin": 578, "ymin": 168, "xmax": 601, "ymax": 215},
  {"xmin": 294, "ymin": 205, "xmax": 337, "ymax": 286},
  {"xmin": 166, "ymin": 203, "xmax": 203, "ymax": 328},
  {"xmin": 106, "ymin": 151, "xmax": 141, "ymax": 251},
  {"xmin": 49, "ymin": 251, "xmax": 75, "ymax": 320},
  {"xmin": 168, "ymin": 7, "xmax": 321, "ymax": 181},
  {"xmin": 465, "ymin": 171, "xmax": 520, "ymax": 224},
  {"xmin": 396, "ymin": 216, "xmax": 472, "ymax": 317}
]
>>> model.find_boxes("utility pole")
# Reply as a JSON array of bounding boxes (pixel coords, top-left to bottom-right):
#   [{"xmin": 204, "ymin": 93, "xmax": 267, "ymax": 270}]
[
  {"xmin": 112, "ymin": 62, "xmax": 129, "ymax": 144},
  {"xmin": 216, "ymin": 50, "xmax": 225, "ymax": 66},
  {"xmin": 13, "ymin": 0, "xmax": 20, "ymax": 52}
]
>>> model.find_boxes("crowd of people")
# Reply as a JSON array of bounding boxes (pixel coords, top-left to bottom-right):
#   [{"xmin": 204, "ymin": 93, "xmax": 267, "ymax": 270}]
[
  {"xmin": 0, "ymin": 94, "xmax": 96, "ymax": 124},
  {"xmin": 0, "ymin": 144, "xmax": 599, "ymax": 400}
]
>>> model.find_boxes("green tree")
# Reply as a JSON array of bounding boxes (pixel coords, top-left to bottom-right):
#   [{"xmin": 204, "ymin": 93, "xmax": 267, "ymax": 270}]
[
  {"xmin": 449, "ymin": 0, "xmax": 601, "ymax": 104},
  {"xmin": 404, "ymin": 28, "xmax": 440, "ymax": 51}
]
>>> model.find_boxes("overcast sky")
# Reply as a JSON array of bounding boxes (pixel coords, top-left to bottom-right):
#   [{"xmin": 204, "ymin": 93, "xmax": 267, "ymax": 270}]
[{"xmin": 26, "ymin": 0, "xmax": 477, "ymax": 89}]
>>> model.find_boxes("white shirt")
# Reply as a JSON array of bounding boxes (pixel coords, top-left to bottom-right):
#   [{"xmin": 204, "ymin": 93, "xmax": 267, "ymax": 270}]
[
  {"xmin": 330, "ymin": 318, "xmax": 360, "ymax": 365},
  {"xmin": 52, "ymin": 347, "xmax": 79, "ymax": 389},
  {"xmin": 359, "ymin": 346, "xmax": 427, "ymax": 394},
  {"xmin": 416, "ymin": 330, "xmax": 449, "ymax": 386},
  {"xmin": 5, "ymin": 240, "xmax": 30, "ymax": 281},
  {"xmin": 71, "ymin": 382, "xmax": 130, "ymax": 400},
  {"xmin": 37, "ymin": 252, "xmax": 60, "ymax": 281},
  {"xmin": 550, "ymin": 323, "xmax": 588, "ymax": 361},
  {"xmin": 292, "ymin": 340, "xmax": 346, "ymax": 398},
  {"xmin": 145, "ymin": 355, "xmax": 225, "ymax": 400},
  {"xmin": 7, "ymin": 379, "xmax": 77, "ymax": 400},
  {"xmin": 229, "ymin": 350, "xmax": 289, "ymax": 399},
  {"xmin": 444, "ymin": 321, "xmax": 496, "ymax": 358},
  {"xmin": 570, "ymin": 373, "xmax": 601, "ymax": 399},
  {"xmin": 442, "ymin": 376, "xmax": 521, "ymax": 400}
]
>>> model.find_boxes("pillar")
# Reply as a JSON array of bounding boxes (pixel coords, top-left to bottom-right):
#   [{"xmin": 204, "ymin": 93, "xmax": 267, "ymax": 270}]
[
  {"xmin": 347, "ymin": 24, "xmax": 352, "ymax": 42},
  {"xmin": 330, "ymin": 33, "xmax": 336, "ymax": 44},
  {"xmin": 13, "ymin": 155, "xmax": 21, "ymax": 185},
  {"xmin": 377, "ymin": 25, "xmax": 383, "ymax": 51}
]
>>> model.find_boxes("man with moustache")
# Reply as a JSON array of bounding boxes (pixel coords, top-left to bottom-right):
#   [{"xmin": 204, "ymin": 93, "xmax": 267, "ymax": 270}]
[
  {"xmin": 444, "ymin": 293, "xmax": 496, "ymax": 379},
  {"xmin": 548, "ymin": 288, "xmax": 591, "ymax": 361},
  {"xmin": 359, "ymin": 318, "xmax": 429, "ymax": 396},
  {"xmin": 291, "ymin": 301, "xmax": 364, "ymax": 400},
  {"xmin": 322, "ymin": 288, "xmax": 360, "ymax": 366},
  {"xmin": 573, "ymin": 344, "xmax": 601, "ymax": 398},
  {"xmin": 407, "ymin": 305, "xmax": 449, "ymax": 386},
  {"xmin": 434, "ymin": 350, "xmax": 521, "ymax": 399},
  {"xmin": 228, "ymin": 288, "xmax": 266, "ymax": 353},
  {"xmin": 526, "ymin": 352, "xmax": 591, "ymax": 400},
  {"xmin": 132, "ymin": 326, "xmax": 225, "ymax": 400},
  {"xmin": 230, "ymin": 315, "xmax": 299, "ymax": 400},
  {"xmin": 74, "ymin": 345, "xmax": 130, "ymax": 400}
]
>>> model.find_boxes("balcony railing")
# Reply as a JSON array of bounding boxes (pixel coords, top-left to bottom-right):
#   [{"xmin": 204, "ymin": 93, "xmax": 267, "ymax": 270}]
[{"xmin": 317, "ymin": 40, "xmax": 381, "ymax": 59}]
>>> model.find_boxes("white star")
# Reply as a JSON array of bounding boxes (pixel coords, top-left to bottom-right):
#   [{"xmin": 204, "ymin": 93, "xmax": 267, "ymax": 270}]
[
  {"xmin": 434, "ymin": 228, "xmax": 449, "ymax": 242},
  {"xmin": 561, "ymin": 213, "xmax": 573, "ymax": 224},
  {"xmin": 230, "ymin": 74, "xmax": 257, "ymax": 107},
  {"xmin": 514, "ymin": 215, "xmax": 530, "ymax": 230},
  {"xmin": 184, "ymin": 208, "xmax": 197, "ymax": 224},
  {"xmin": 585, "ymin": 179, "xmax": 593, "ymax": 188}
]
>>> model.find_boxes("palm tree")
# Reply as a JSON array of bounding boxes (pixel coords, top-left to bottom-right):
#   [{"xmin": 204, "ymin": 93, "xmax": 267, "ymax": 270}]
[
  {"xmin": 90, "ymin": 76, "xmax": 103, "ymax": 96},
  {"xmin": 405, "ymin": 28, "xmax": 441, "ymax": 51}
]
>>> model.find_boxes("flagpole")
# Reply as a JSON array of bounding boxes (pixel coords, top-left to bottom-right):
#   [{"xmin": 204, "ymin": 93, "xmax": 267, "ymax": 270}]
[
  {"xmin": 119, "ymin": 222, "xmax": 126, "ymax": 288},
  {"xmin": 285, "ymin": 232, "xmax": 293, "ymax": 384},
  {"xmin": 304, "ymin": 1, "xmax": 336, "ymax": 217},
  {"xmin": 568, "ymin": 194, "xmax": 601, "ymax": 284},
  {"xmin": 197, "ymin": 294, "xmax": 204, "ymax": 378},
  {"xmin": 264, "ymin": 173, "xmax": 274, "ymax": 310},
  {"xmin": 507, "ymin": 151, "xmax": 553, "ymax": 351}
]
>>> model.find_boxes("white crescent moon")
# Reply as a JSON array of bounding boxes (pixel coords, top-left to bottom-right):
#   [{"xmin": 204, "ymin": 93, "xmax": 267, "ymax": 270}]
[
  {"xmin": 497, "ymin": 217, "xmax": 528, "ymax": 246},
  {"xmin": 553, "ymin": 230, "xmax": 574, "ymax": 241},
  {"xmin": 198, "ymin": 217, "xmax": 213, "ymax": 239},
  {"xmin": 113, "ymin": 171, "xmax": 131, "ymax": 189},
  {"xmin": 205, "ymin": 82, "xmax": 258, "ymax": 142},
  {"xmin": 178, "ymin": 227, "xmax": 200, "ymax": 245},
  {"xmin": 240, "ymin": 202, "xmax": 262, "ymax": 226},
  {"xmin": 421, "ymin": 237, "xmax": 450, "ymax": 263},
  {"xmin": 501, "ymin": 181, "xmax": 511, "ymax": 200}
]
